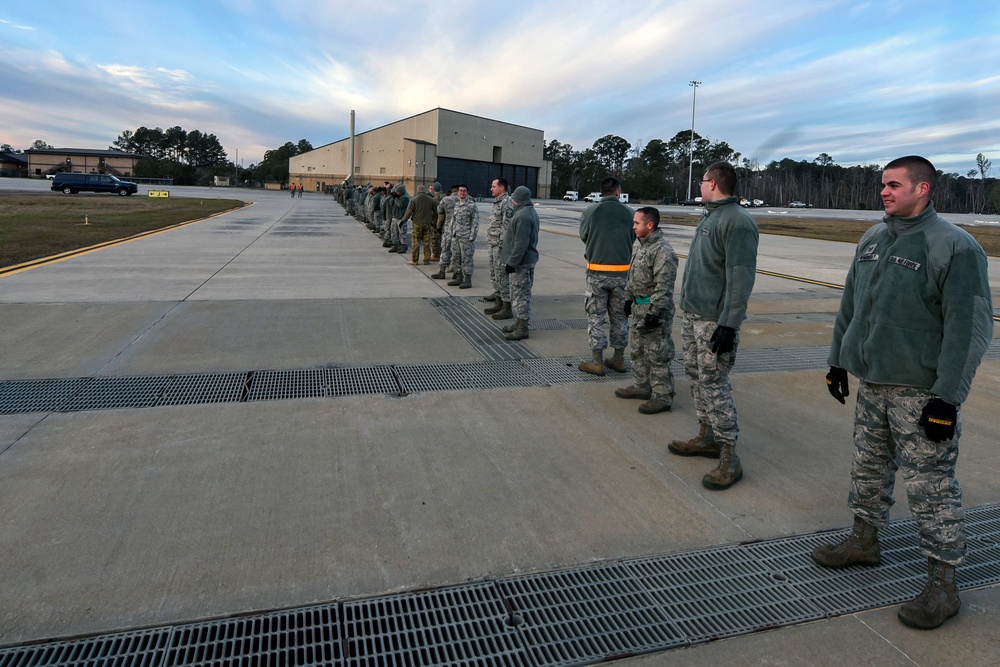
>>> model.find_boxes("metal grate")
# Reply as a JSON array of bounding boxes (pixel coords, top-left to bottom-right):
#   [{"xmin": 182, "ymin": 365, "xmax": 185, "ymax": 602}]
[
  {"xmin": 59, "ymin": 376, "xmax": 174, "ymax": 412},
  {"xmin": 1, "ymin": 505, "xmax": 998, "ymax": 666},
  {"xmin": 0, "ymin": 378, "xmax": 90, "ymax": 414},
  {"xmin": 396, "ymin": 361, "xmax": 539, "ymax": 393},
  {"xmin": 327, "ymin": 366, "xmax": 401, "ymax": 397},
  {"xmin": 429, "ymin": 298, "xmax": 534, "ymax": 362},
  {"xmin": 158, "ymin": 372, "xmax": 247, "ymax": 406},
  {"xmin": 247, "ymin": 369, "xmax": 329, "ymax": 402},
  {"xmin": 342, "ymin": 583, "xmax": 527, "ymax": 666},
  {"xmin": 498, "ymin": 564, "xmax": 686, "ymax": 666}
]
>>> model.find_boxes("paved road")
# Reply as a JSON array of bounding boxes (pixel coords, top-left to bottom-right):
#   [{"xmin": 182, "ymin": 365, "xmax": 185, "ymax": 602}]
[{"xmin": 0, "ymin": 184, "xmax": 997, "ymax": 665}]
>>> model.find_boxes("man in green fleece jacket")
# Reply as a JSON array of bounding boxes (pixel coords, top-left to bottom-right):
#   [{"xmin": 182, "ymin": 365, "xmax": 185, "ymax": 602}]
[
  {"xmin": 813, "ymin": 155, "xmax": 993, "ymax": 631},
  {"xmin": 578, "ymin": 176, "xmax": 636, "ymax": 376},
  {"xmin": 668, "ymin": 161, "xmax": 759, "ymax": 491}
]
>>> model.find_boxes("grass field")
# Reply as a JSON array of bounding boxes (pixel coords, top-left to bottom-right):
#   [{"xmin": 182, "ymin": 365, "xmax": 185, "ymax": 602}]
[
  {"xmin": 662, "ymin": 212, "xmax": 1000, "ymax": 256},
  {"xmin": 0, "ymin": 194, "xmax": 245, "ymax": 269}
]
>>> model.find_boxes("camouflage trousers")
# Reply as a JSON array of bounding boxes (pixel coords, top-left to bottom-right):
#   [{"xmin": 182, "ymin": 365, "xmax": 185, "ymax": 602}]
[
  {"xmin": 452, "ymin": 235, "xmax": 475, "ymax": 277},
  {"xmin": 411, "ymin": 224, "xmax": 434, "ymax": 262},
  {"xmin": 438, "ymin": 222, "xmax": 455, "ymax": 269},
  {"xmin": 510, "ymin": 265, "xmax": 535, "ymax": 320},
  {"xmin": 389, "ymin": 219, "xmax": 408, "ymax": 246},
  {"xmin": 373, "ymin": 210, "xmax": 383, "ymax": 233},
  {"xmin": 432, "ymin": 227, "xmax": 442, "ymax": 260},
  {"xmin": 488, "ymin": 244, "xmax": 511, "ymax": 298},
  {"xmin": 680, "ymin": 311, "xmax": 740, "ymax": 449},
  {"xmin": 585, "ymin": 273, "xmax": 628, "ymax": 352},
  {"xmin": 629, "ymin": 313, "xmax": 675, "ymax": 401},
  {"xmin": 850, "ymin": 381, "xmax": 965, "ymax": 565}
]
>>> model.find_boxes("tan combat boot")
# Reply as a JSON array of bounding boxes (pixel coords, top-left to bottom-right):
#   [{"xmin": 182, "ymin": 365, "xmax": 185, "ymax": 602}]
[
  {"xmin": 490, "ymin": 302, "xmax": 513, "ymax": 320},
  {"xmin": 668, "ymin": 423, "xmax": 720, "ymax": 458},
  {"xmin": 811, "ymin": 516, "xmax": 882, "ymax": 567},
  {"xmin": 604, "ymin": 348, "xmax": 627, "ymax": 373},
  {"xmin": 505, "ymin": 318, "xmax": 529, "ymax": 340},
  {"xmin": 897, "ymin": 558, "xmax": 961, "ymax": 629},
  {"xmin": 702, "ymin": 442, "xmax": 743, "ymax": 490},
  {"xmin": 578, "ymin": 350, "xmax": 605, "ymax": 376}
]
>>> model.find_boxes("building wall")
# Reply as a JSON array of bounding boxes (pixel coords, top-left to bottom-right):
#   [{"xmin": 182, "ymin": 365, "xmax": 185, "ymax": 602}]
[
  {"xmin": 27, "ymin": 151, "xmax": 139, "ymax": 178},
  {"xmin": 289, "ymin": 108, "xmax": 545, "ymax": 196}
]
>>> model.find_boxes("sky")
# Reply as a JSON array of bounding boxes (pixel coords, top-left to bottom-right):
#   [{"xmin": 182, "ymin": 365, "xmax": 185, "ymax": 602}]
[{"xmin": 2, "ymin": 1, "xmax": 998, "ymax": 175}]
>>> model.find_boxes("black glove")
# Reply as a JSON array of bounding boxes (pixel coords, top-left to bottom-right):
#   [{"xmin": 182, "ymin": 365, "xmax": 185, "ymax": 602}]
[
  {"xmin": 504, "ymin": 264, "xmax": 516, "ymax": 274},
  {"xmin": 623, "ymin": 300, "xmax": 633, "ymax": 318},
  {"xmin": 919, "ymin": 397, "xmax": 958, "ymax": 442},
  {"xmin": 642, "ymin": 313, "xmax": 662, "ymax": 329},
  {"xmin": 825, "ymin": 366, "xmax": 849, "ymax": 405},
  {"xmin": 709, "ymin": 325, "xmax": 736, "ymax": 354}
]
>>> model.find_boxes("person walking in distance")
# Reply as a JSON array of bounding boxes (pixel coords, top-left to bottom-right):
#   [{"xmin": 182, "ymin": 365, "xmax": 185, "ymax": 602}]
[{"xmin": 812, "ymin": 155, "xmax": 993, "ymax": 630}]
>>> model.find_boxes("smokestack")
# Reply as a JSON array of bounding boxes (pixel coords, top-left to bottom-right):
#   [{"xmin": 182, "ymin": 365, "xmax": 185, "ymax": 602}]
[{"xmin": 349, "ymin": 110, "xmax": 355, "ymax": 185}]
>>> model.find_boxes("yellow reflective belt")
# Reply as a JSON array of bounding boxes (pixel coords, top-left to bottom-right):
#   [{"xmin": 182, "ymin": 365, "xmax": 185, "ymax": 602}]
[{"xmin": 587, "ymin": 262, "xmax": 630, "ymax": 272}]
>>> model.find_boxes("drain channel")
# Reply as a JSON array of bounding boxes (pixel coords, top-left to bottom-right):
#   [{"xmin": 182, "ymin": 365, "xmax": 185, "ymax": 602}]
[{"xmin": 2, "ymin": 505, "xmax": 997, "ymax": 666}]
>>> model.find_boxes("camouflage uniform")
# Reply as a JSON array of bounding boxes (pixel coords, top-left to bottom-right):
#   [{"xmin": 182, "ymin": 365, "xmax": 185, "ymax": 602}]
[
  {"xmin": 388, "ymin": 184, "xmax": 410, "ymax": 248},
  {"xmin": 681, "ymin": 311, "xmax": 740, "ymax": 444},
  {"xmin": 850, "ymin": 382, "xmax": 965, "ymax": 564},
  {"xmin": 501, "ymin": 187, "xmax": 540, "ymax": 322},
  {"xmin": 509, "ymin": 267, "xmax": 535, "ymax": 320},
  {"xmin": 437, "ymin": 194, "xmax": 458, "ymax": 271},
  {"xmin": 625, "ymin": 228, "xmax": 678, "ymax": 403},
  {"xmin": 487, "ymin": 192, "xmax": 515, "ymax": 297},
  {"xmin": 585, "ymin": 274, "xmax": 629, "ymax": 350},
  {"xmin": 451, "ymin": 196, "xmax": 479, "ymax": 277}
]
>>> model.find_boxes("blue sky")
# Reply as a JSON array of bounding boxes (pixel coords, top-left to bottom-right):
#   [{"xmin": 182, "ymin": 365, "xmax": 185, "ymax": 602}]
[{"xmin": 2, "ymin": 1, "xmax": 998, "ymax": 175}]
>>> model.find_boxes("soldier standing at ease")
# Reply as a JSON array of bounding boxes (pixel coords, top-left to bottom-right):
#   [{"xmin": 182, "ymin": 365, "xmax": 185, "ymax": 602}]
[
  {"xmin": 397, "ymin": 185, "xmax": 437, "ymax": 264},
  {"xmin": 499, "ymin": 186, "xmax": 539, "ymax": 341},
  {"xmin": 447, "ymin": 185, "xmax": 479, "ymax": 289},
  {"xmin": 387, "ymin": 183, "xmax": 411, "ymax": 254},
  {"xmin": 813, "ymin": 155, "xmax": 993, "ymax": 630},
  {"xmin": 614, "ymin": 207, "xmax": 677, "ymax": 414},
  {"xmin": 484, "ymin": 178, "xmax": 516, "ymax": 319},
  {"xmin": 431, "ymin": 186, "xmax": 459, "ymax": 280},
  {"xmin": 667, "ymin": 161, "xmax": 758, "ymax": 490},
  {"xmin": 428, "ymin": 182, "xmax": 444, "ymax": 262},
  {"xmin": 578, "ymin": 176, "xmax": 635, "ymax": 376}
]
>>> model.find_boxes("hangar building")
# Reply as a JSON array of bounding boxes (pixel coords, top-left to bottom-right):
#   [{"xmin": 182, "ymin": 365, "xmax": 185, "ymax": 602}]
[{"xmin": 288, "ymin": 108, "xmax": 551, "ymax": 199}]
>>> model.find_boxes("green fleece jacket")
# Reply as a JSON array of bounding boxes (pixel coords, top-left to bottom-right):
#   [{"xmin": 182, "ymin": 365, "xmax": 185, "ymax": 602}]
[
  {"xmin": 828, "ymin": 204, "xmax": 993, "ymax": 405},
  {"xmin": 679, "ymin": 196, "xmax": 759, "ymax": 328},
  {"xmin": 579, "ymin": 196, "xmax": 635, "ymax": 275}
]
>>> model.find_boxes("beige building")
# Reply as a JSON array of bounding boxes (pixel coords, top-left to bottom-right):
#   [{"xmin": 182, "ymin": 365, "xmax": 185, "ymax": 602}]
[
  {"xmin": 289, "ymin": 108, "xmax": 551, "ymax": 198},
  {"xmin": 25, "ymin": 148, "xmax": 143, "ymax": 178}
]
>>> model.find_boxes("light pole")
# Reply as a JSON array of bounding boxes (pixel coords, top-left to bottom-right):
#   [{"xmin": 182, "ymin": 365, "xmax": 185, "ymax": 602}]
[{"xmin": 686, "ymin": 80, "xmax": 701, "ymax": 202}]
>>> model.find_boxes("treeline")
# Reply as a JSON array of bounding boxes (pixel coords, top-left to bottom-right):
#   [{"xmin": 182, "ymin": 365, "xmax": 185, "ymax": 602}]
[
  {"xmin": 547, "ymin": 133, "xmax": 1000, "ymax": 214},
  {"xmin": 111, "ymin": 126, "xmax": 229, "ymax": 185}
]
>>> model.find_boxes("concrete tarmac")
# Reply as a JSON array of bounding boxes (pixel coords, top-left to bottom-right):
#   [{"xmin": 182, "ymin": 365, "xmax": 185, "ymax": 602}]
[{"xmin": 1, "ymin": 185, "xmax": 998, "ymax": 664}]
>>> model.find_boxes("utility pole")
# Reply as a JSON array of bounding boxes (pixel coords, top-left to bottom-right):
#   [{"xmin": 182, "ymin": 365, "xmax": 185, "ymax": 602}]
[{"xmin": 686, "ymin": 80, "xmax": 701, "ymax": 202}]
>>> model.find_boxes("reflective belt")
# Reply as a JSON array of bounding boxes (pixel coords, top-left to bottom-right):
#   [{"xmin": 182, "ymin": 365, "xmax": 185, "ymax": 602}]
[
  {"xmin": 586, "ymin": 262, "xmax": 630, "ymax": 272},
  {"xmin": 634, "ymin": 296, "xmax": 651, "ymax": 304}
]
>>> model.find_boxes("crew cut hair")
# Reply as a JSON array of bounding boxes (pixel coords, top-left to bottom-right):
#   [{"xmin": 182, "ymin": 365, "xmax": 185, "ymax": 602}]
[
  {"xmin": 494, "ymin": 177, "xmax": 509, "ymax": 190},
  {"xmin": 884, "ymin": 155, "xmax": 937, "ymax": 191},
  {"xmin": 636, "ymin": 206, "xmax": 660, "ymax": 228},
  {"xmin": 705, "ymin": 162, "xmax": 737, "ymax": 196},
  {"xmin": 600, "ymin": 176, "xmax": 621, "ymax": 196}
]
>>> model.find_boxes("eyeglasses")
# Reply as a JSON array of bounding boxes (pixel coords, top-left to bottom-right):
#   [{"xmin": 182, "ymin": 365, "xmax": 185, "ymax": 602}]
[{"xmin": 700, "ymin": 178, "xmax": 714, "ymax": 184}]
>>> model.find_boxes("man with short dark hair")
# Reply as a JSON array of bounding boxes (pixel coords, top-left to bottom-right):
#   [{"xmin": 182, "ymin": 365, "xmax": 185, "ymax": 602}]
[
  {"xmin": 615, "ymin": 207, "xmax": 677, "ymax": 414},
  {"xmin": 447, "ymin": 185, "xmax": 479, "ymax": 289},
  {"xmin": 813, "ymin": 155, "xmax": 993, "ymax": 630},
  {"xmin": 578, "ymin": 176, "xmax": 635, "ymax": 376},
  {"xmin": 484, "ymin": 178, "xmax": 516, "ymax": 319},
  {"xmin": 668, "ymin": 161, "xmax": 758, "ymax": 490}
]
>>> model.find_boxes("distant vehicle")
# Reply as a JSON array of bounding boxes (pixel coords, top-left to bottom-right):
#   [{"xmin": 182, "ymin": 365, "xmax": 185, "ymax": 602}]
[
  {"xmin": 45, "ymin": 174, "xmax": 55, "ymax": 180},
  {"xmin": 752, "ymin": 199, "xmax": 765, "ymax": 207},
  {"xmin": 788, "ymin": 201, "xmax": 812, "ymax": 208},
  {"xmin": 583, "ymin": 192, "xmax": 602, "ymax": 203},
  {"xmin": 618, "ymin": 193, "xmax": 629, "ymax": 204},
  {"xmin": 739, "ymin": 198, "xmax": 751, "ymax": 207},
  {"xmin": 52, "ymin": 173, "xmax": 138, "ymax": 196},
  {"xmin": 562, "ymin": 191, "xmax": 578, "ymax": 201},
  {"xmin": 679, "ymin": 197, "xmax": 703, "ymax": 206}
]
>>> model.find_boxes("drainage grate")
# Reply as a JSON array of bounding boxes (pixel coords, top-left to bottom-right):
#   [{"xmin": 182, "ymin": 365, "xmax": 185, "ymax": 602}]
[
  {"xmin": 59, "ymin": 376, "xmax": 174, "ymax": 412},
  {"xmin": 395, "ymin": 361, "xmax": 539, "ymax": 393},
  {"xmin": 0, "ymin": 378, "xmax": 90, "ymax": 414},
  {"xmin": 430, "ymin": 298, "xmax": 534, "ymax": 362},
  {"xmin": 247, "ymin": 369, "xmax": 329, "ymax": 402},
  {"xmin": 327, "ymin": 366, "xmax": 400, "ymax": 397},
  {"xmin": 498, "ymin": 564, "xmax": 686, "ymax": 665},
  {"xmin": 342, "ymin": 583, "xmax": 527, "ymax": 666},
  {"xmin": 1, "ymin": 505, "xmax": 998, "ymax": 666},
  {"xmin": 158, "ymin": 372, "xmax": 247, "ymax": 406}
]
